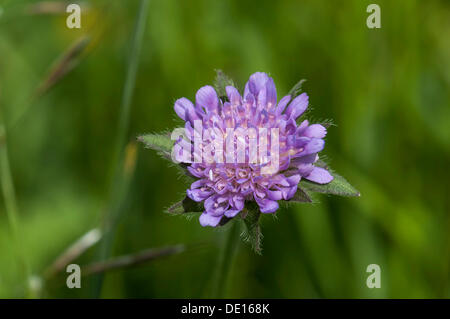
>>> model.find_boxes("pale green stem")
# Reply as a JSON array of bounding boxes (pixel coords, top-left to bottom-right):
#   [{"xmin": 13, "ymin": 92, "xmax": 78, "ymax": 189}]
[
  {"xmin": 90, "ymin": 0, "xmax": 149, "ymax": 298},
  {"xmin": 0, "ymin": 100, "xmax": 31, "ymax": 297},
  {"xmin": 210, "ymin": 221, "xmax": 240, "ymax": 298}
]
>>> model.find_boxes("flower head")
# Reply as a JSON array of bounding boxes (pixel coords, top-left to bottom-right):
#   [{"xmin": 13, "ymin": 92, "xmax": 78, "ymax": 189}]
[{"xmin": 173, "ymin": 72, "xmax": 333, "ymax": 227}]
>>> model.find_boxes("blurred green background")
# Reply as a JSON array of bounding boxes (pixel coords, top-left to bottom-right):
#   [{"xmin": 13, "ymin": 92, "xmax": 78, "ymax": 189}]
[{"xmin": 0, "ymin": 0, "xmax": 449, "ymax": 298}]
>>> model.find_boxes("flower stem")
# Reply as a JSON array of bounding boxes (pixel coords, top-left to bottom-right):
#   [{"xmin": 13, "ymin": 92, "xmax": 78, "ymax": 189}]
[
  {"xmin": 210, "ymin": 220, "xmax": 240, "ymax": 298},
  {"xmin": 83, "ymin": 245, "xmax": 185, "ymax": 276},
  {"xmin": 90, "ymin": 0, "xmax": 149, "ymax": 298},
  {"xmin": 0, "ymin": 97, "xmax": 31, "ymax": 297}
]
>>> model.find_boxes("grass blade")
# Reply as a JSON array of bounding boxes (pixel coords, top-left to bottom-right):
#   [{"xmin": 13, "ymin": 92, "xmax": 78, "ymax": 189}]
[
  {"xmin": 26, "ymin": 2, "xmax": 71, "ymax": 15},
  {"xmin": 34, "ymin": 35, "xmax": 91, "ymax": 97},
  {"xmin": 44, "ymin": 228, "xmax": 102, "ymax": 279},
  {"xmin": 90, "ymin": 0, "xmax": 150, "ymax": 298},
  {"xmin": 83, "ymin": 245, "xmax": 185, "ymax": 276},
  {"xmin": 210, "ymin": 221, "xmax": 240, "ymax": 298},
  {"xmin": 0, "ymin": 90, "xmax": 31, "ymax": 296}
]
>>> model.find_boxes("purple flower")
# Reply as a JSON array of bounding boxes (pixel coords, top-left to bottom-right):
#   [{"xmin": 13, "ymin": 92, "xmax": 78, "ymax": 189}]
[{"xmin": 174, "ymin": 72, "xmax": 333, "ymax": 227}]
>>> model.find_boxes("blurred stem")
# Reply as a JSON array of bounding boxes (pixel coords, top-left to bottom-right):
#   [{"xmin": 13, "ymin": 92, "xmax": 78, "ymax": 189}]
[
  {"xmin": 0, "ymin": 96, "xmax": 31, "ymax": 297},
  {"xmin": 83, "ymin": 245, "xmax": 185, "ymax": 276},
  {"xmin": 211, "ymin": 221, "xmax": 240, "ymax": 298},
  {"xmin": 44, "ymin": 228, "xmax": 102, "ymax": 279},
  {"xmin": 284, "ymin": 212, "xmax": 325, "ymax": 298},
  {"xmin": 90, "ymin": 0, "xmax": 149, "ymax": 298}
]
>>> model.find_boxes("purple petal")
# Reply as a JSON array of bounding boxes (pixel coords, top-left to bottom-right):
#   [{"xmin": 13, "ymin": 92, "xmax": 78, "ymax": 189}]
[
  {"xmin": 303, "ymin": 124, "xmax": 327, "ymax": 138},
  {"xmin": 190, "ymin": 179, "xmax": 206, "ymax": 189},
  {"xmin": 305, "ymin": 167, "xmax": 334, "ymax": 184},
  {"xmin": 184, "ymin": 122, "xmax": 194, "ymax": 141},
  {"xmin": 256, "ymin": 197, "xmax": 279, "ymax": 213},
  {"xmin": 285, "ymin": 118, "xmax": 297, "ymax": 135},
  {"xmin": 279, "ymin": 158, "xmax": 291, "ymax": 171},
  {"xmin": 286, "ymin": 174, "xmax": 301, "ymax": 186},
  {"xmin": 298, "ymin": 138, "xmax": 324, "ymax": 157},
  {"xmin": 239, "ymin": 181, "xmax": 253, "ymax": 195},
  {"xmin": 196, "ymin": 86, "xmax": 219, "ymax": 113},
  {"xmin": 271, "ymin": 174, "xmax": 290, "ymax": 187},
  {"xmin": 257, "ymin": 88, "xmax": 267, "ymax": 109},
  {"xmin": 295, "ymin": 163, "xmax": 315, "ymax": 176},
  {"xmin": 204, "ymin": 195, "xmax": 228, "ymax": 216},
  {"xmin": 293, "ymin": 136, "xmax": 310, "ymax": 149},
  {"xmin": 296, "ymin": 120, "xmax": 309, "ymax": 135},
  {"xmin": 267, "ymin": 190, "xmax": 283, "ymax": 200},
  {"xmin": 246, "ymin": 72, "xmax": 270, "ymax": 97},
  {"xmin": 222, "ymin": 102, "xmax": 232, "ymax": 117},
  {"xmin": 213, "ymin": 179, "xmax": 228, "ymax": 194},
  {"xmin": 187, "ymin": 179, "xmax": 213, "ymax": 201},
  {"xmin": 173, "ymin": 138, "xmax": 192, "ymax": 163},
  {"xmin": 187, "ymin": 165, "xmax": 205, "ymax": 178},
  {"xmin": 266, "ymin": 78, "xmax": 277, "ymax": 108},
  {"xmin": 187, "ymin": 189, "xmax": 201, "ymax": 202},
  {"xmin": 284, "ymin": 185, "xmax": 298, "ymax": 200},
  {"xmin": 276, "ymin": 95, "xmax": 291, "ymax": 115},
  {"xmin": 285, "ymin": 93, "xmax": 308, "ymax": 119},
  {"xmin": 174, "ymin": 98, "xmax": 194, "ymax": 121},
  {"xmin": 231, "ymin": 194, "xmax": 245, "ymax": 210},
  {"xmin": 244, "ymin": 92, "xmax": 255, "ymax": 106},
  {"xmin": 226, "ymin": 86, "xmax": 241, "ymax": 105},
  {"xmin": 292, "ymin": 153, "xmax": 318, "ymax": 165},
  {"xmin": 199, "ymin": 212, "xmax": 222, "ymax": 227},
  {"xmin": 224, "ymin": 209, "xmax": 241, "ymax": 218},
  {"xmin": 187, "ymin": 188, "xmax": 213, "ymax": 202}
]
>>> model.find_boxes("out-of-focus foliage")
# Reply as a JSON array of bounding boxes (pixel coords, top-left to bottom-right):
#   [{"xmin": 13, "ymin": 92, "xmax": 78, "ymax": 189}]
[{"xmin": 0, "ymin": 0, "xmax": 449, "ymax": 298}]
